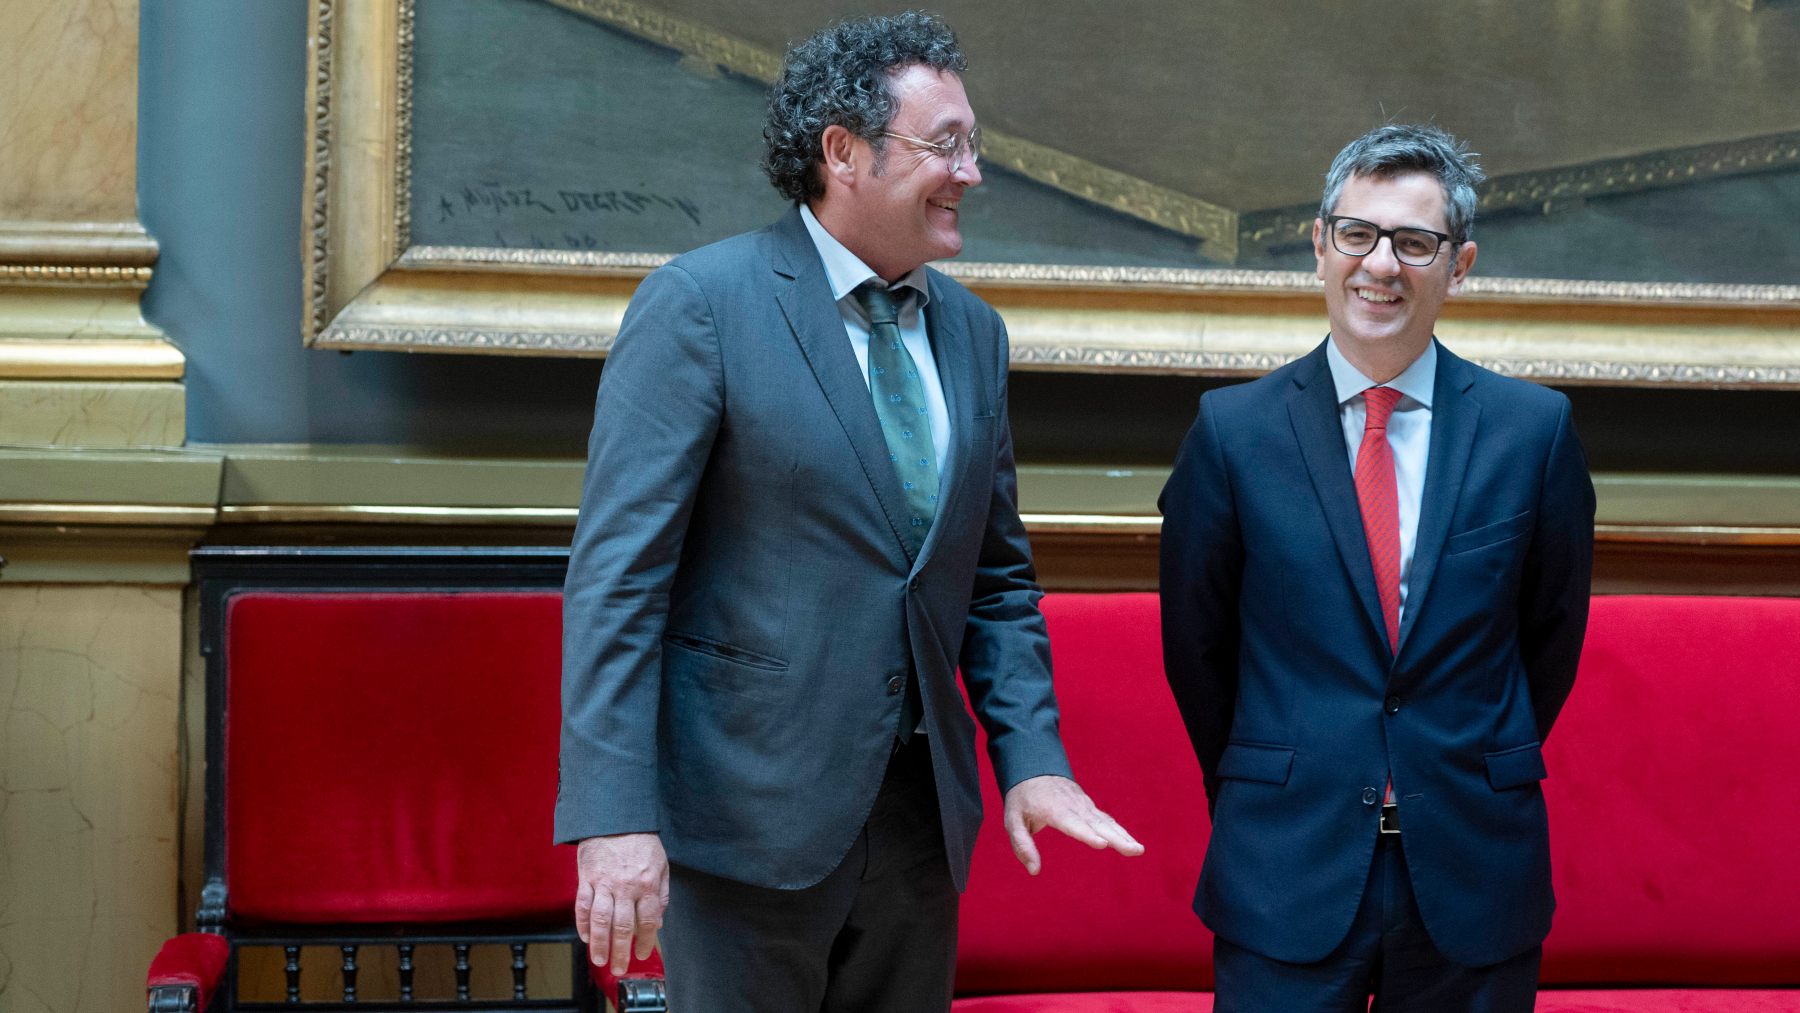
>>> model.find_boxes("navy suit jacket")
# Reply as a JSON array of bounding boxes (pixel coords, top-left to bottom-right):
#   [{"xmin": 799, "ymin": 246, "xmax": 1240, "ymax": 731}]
[
  {"xmin": 556, "ymin": 209, "xmax": 1071, "ymax": 891},
  {"xmin": 1159, "ymin": 338, "xmax": 1595, "ymax": 967}
]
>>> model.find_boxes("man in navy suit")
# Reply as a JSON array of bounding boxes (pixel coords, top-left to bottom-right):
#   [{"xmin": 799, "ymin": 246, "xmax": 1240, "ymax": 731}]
[
  {"xmin": 557, "ymin": 13, "xmax": 1139, "ymax": 1011},
  {"xmin": 1160, "ymin": 124, "xmax": 1595, "ymax": 1011}
]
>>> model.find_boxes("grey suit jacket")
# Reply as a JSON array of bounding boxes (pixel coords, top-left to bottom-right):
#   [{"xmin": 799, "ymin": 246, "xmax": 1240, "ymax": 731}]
[{"xmin": 555, "ymin": 208, "xmax": 1072, "ymax": 890}]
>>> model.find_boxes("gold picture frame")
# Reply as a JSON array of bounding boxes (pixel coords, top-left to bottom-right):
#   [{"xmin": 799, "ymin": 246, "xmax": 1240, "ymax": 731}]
[{"xmin": 303, "ymin": 0, "xmax": 1800, "ymax": 387}]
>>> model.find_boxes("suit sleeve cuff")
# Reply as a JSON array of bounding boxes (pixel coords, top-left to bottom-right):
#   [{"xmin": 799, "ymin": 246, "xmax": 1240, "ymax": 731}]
[
  {"xmin": 552, "ymin": 763, "xmax": 661, "ymax": 844},
  {"xmin": 991, "ymin": 738, "xmax": 1074, "ymax": 794}
]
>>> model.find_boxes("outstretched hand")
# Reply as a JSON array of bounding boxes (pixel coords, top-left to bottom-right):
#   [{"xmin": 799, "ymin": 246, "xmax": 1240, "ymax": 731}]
[
  {"xmin": 1001, "ymin": 774, "xmax": 1144, "ymax": 875},
  {"xmin": 573, "ymin": 832, "xmax": 669, "ymax": 976}
]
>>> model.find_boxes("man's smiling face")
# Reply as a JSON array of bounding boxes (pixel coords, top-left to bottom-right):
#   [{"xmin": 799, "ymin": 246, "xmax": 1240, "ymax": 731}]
[
  {"xmin": 1313, "ymin": 171, "xmax": 1476, "ymax": 369},
  {"xmin": 852, "ymin": 64, "xmax": 982, "ymax": 280}
]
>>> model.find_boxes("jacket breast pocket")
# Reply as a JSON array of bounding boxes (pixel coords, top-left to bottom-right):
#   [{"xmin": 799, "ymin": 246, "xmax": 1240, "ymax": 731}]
[
  {"xmin": 1484, "ymin": 741, "xmax": 1547, "ymax": 791},
  {"xmin": 958, "ymin": 412, "xmax": 998, "ymax": 489},
  {"xmin": 1217, "ymin": 742, "xmax": 1295, "ymax": 785},
  {"xmin": 1444, "ymin": 508, "xmax": 1532, "ymax": 556},
  {"xmin": 969, "ymin": 410, "xmax": 996, "ymax": 442}
]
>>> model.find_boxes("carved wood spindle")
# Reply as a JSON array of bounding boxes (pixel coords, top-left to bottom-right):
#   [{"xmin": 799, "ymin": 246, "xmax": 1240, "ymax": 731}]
[
  {"xmin": 397, "ymin": 943, "xmax": 416, "ymax": 1002},
  {"xmin": 453, "ymin": 943, "xmax": 472, "ymax": 1001},
  {"xmin": 341, "ymin": 945, "xmax": 359, "ymax": 1002},
  {"xmin": 284, "ymin": 946, "xmax": 302, "ymax": 1003},
  {"xmin": 511, "ymin": 943, "xmax": 528, "ymax": 1000}
]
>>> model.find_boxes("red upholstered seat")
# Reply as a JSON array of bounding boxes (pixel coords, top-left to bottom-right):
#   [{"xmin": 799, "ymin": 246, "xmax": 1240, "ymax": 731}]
[
  {"xmin": 954, "ymin": 593, "xmax": 1800, "ymax": 1006},
  {"xmin": 223, "ymin": 592, "xmax": 571, "ymax": 924},
  {"xmin": 1542, "ymin": 596, "xmax": 1800, "ymax": 986},
  {"xmin": 1536, "ymin": 991, "xmax": 1800, "ymax": 1012},
  {"xmin": 954, "ymin": 992, "xmax": 1214, "ymax": 1012},
  {"xmin": 956, "ymin": 593, "xmax": 1215, "ymax": 996},
  {"xmin": 207, "ymin": 584, "xmax": 1800, "ymax": 1009}
]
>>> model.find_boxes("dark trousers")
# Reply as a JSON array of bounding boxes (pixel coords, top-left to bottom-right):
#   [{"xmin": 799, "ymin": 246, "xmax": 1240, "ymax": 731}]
[
  {"xmin": 1213, "ymin": 834, "xmax": 1541, "ymax": 1013},
  {"xmin": 659, "ymin": 736, "xmax": 959, "ymax": 1012}
]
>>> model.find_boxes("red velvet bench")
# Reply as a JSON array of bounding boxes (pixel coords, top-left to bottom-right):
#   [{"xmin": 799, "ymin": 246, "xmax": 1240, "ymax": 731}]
[
  {"xmin": 954, "ymin": 592, "xmax": 1800, "ymax": 1011},
  {"xmin": 147, "ymin": 549, "xmax": 1800, "ymax": 1011}
]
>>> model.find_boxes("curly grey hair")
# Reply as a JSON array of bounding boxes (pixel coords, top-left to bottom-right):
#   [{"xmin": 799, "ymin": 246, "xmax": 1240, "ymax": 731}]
[
  {"xmin": 1319, "ymin": 124, "xmax": 1486, "ymax": 244},
  {"xmin": 762, "ymin": 11, "xmax": 966, "ymax": 203}
]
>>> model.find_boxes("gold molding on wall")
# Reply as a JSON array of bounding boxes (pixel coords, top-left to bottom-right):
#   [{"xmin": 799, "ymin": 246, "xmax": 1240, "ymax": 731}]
[
  {"xmin": 304, "ymin": 0, "xmax": 407, "ymax": 342},
  {"xmin": 0, "ymin": 220, "xmax": 160, "ymax": 270},
  {"xmin": 4, "ymin": 447, "xmax": 1798, "ymax": 589},
  {"xmin": 334, "ymin": 251, "xmax": 1800, "ymax": 386},
  {"xmin": 0, "ymin": 338, "xmax": 186, "ymax": 379},
  {"xmin": 308, "ymin": 264, "xmax": 637, "ymax": 356},
  {"xmin": 0, "ymin": 264, "xmax": 155, "ymax": 286},
  {"xmin": 0, "ymin": 503, "xmax": 216, "ymax": 525},
  {"xmin": 217, "ymin": 504, "xmax": 577, "ymax": 525},
  {"xmin": 7, "ymin": 501, "xmax": 1799, "ymax": 550},
  {"xmin": 0, "ymin": 280, "xmax": 184, "ymax": 387},
  {"xmin": 215, "ymin": 506, "xmax": 1157, "ymax": 530},
  {"xmin": 1594, "ymin": 524, "xmax": 1800, "ymax": 546},
  {"xmin": 1019, "ymin": 513, "xmax": 1161, "ymax": 534}
]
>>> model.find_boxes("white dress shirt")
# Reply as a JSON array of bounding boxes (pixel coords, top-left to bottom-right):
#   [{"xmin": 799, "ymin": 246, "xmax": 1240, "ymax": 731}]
[
  {"xmin": 799, "ymin": 205, "xmax": 951, "ymax": 478},
  {"xmin": 1326, "ymin": 337, "xmax": 1437, "ymax": 625}
]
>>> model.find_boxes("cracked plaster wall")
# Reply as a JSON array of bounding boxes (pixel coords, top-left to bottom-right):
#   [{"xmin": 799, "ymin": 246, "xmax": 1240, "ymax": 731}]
[{"xmin": 1, "ymin": 584, "xmax": 181, "ymax": 1013}]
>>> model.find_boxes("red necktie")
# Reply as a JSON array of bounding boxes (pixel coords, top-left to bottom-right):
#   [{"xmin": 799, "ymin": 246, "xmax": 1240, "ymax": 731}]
[{"xmin": 1355, "ymin": 386, "xmax": 1403, "ymax": 656}]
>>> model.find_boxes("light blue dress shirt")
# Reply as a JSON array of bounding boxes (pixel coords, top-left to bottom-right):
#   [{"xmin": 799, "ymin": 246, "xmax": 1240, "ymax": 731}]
[{"xmin": 1326, "ymin": 337, "xmax": 1437, "ymax": 625}]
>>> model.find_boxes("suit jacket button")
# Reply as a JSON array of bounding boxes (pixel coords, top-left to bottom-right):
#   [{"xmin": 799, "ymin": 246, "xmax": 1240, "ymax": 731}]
[
  {"xmin": 1362, "ymin": 787, "xmax": 1379, "ymax": 805},
  {"xmin": 909, "ymin": 578, "xmax": 920, "ymax": 592},
  {"xmin": 886, "ymin": 675, "xmax": 905, "ymax": 695},
  {"xmin": 1385, "ymin": 695, "xmax": 1401, "ymax": 714}
]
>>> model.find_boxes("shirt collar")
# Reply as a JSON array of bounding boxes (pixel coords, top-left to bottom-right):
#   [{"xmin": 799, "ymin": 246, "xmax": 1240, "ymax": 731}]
[
  {"xmin": 1326, "ymin": 336, "xmax": 1437, "ymax": 410},
  {"xmin": 799, "ymin": 203, "xmax": 931, "ymax": 310}
]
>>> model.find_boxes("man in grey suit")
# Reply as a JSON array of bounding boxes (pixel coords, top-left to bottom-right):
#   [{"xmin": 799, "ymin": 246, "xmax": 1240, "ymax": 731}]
[{"xmin": 556, "ymin": 13, "xmax": 1140, "ymax": 1010}]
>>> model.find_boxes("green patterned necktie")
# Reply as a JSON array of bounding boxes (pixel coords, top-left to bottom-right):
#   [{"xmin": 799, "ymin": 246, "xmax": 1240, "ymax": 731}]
[{"xmin": 853, "ymin": 282, "xmax": 939, "ymax": 555}]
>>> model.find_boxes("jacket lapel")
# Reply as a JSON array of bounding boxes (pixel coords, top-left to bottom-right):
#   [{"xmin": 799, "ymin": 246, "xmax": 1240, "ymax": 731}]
[
  {"xmin": 769, "ymin": 210, "xmax": 917, "ymax": 561},
  {"xmin": 1286, "ymin": 341, "xmax": 1389, "ymax": 650},
  {"xmin": 1396, "ymin": 341, "xmax": 1480, "ymax": 653},
  {"xmin": 913, "ymin": 273, "xmax": 973, "ymax": 570}
]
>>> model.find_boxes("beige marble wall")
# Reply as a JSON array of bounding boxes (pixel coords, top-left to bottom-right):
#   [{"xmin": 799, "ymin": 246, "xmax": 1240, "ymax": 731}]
[
  {"xmin": 0, "ymin": 381, "xmax": 184, "ymax": 448},
  {"xmin": 0, "ymin": 0, "xmax": 140, "ymax": 221},
  {"xmin": 0, "ymin": 584, "xmax": 182, "ymax": 1013}
]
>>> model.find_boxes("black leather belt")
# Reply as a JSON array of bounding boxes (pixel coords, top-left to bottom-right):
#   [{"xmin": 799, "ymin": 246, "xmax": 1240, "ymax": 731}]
[{"xmin": 1380, "ymin": 803, "xmax": 1402, "ymax": 835}]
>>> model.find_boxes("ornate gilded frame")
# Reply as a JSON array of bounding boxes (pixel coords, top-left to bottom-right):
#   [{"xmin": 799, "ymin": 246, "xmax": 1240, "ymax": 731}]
[{"xmin": 304, "ymin": 0, "xmax": 1800, "ymax": 386}]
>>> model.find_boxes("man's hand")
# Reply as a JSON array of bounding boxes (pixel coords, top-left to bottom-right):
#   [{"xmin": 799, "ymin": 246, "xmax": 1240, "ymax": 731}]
[
  {"xmin": 1001, "ymin": 774, "xmax": 1144, "ymax": 875},
  {"xmin": 574, "ymin": 832, "xmax": 669, "ymax": 976}
]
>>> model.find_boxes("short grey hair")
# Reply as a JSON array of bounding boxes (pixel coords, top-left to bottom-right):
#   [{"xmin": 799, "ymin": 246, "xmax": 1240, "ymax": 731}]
[
  {"xmin": 762, "ymin": 12, "xmax": 967, "ymax": 203},
  {"xmin": 1319, "ymin": 124, "xmax": 1485, "ymax": 243}
]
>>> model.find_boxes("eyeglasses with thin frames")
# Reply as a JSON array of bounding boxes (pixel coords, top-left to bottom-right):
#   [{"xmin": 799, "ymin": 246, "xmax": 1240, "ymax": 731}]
[
  {"xmin": 877, "ymin": 127, "xmax": 983, "ymax": 174},
  {"xmin": 1325, "ymin": 215, "xmax": 1460, "ymax": 268}
]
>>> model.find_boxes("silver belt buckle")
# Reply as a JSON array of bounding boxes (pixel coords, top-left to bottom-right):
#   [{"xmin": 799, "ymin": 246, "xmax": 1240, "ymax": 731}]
[{"xmin": 1379, "ymin": 803, "xmax": 1402, "ymax": 835}]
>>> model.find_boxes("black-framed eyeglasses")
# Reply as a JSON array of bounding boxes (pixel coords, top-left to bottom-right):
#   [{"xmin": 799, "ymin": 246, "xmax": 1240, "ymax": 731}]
[
  {"xmin": 878, "ymin": 126, "xmax": 982, "ymax": 174},
  {"xmin": 1326, "ymin": 215, "xmax": 1459, "ymax": 267}
]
